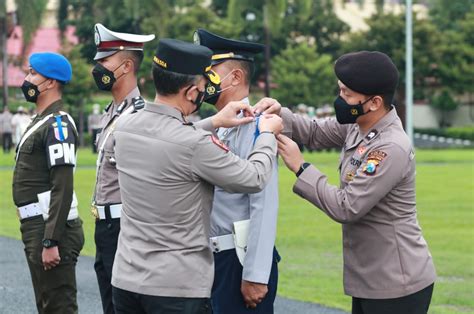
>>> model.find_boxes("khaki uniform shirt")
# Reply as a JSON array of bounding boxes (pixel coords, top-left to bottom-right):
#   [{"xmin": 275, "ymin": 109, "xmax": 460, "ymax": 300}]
[
  {"xmin": 12, "ymin": 100, "xmax": 78, "ymax": 241},
  {"xmin": 281, "ymin": 107, "xmax": 436, "ymax": 299},
  {"xmin": 111, "ymin": 102, "xmax": 277, "ymax": 298},
  {"xmin": 93, "ymin": 87, "xmax": 140, "ymax": 205}
]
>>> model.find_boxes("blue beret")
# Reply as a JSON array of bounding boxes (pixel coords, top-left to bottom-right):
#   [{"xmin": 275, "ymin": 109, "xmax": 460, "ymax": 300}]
[{"xmin": 29, "ymin": 52, "xmax": 72, "ymax": 84}]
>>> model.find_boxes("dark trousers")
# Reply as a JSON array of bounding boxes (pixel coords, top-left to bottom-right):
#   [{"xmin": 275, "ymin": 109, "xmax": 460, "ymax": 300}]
[
  {"xmin": 20, "ymin": 216, "xmax": 84, "ymax": 314},
  {"xmin": 3, "ymin": 132, "xmax": 12, "ymax": 152},
  {"xmin": 352, "ymin": 283, "xmax": 434, "ymax": 314},
  {"xmin": 112, "ymin": 286, "xmax": 212, "ymax": 314},
  {"xmin": 211, "ymin": 248, "xmax": 280, "ymax": 314},
  {"xmin": 94, "ymin": 218, "xmax": 121, "ymax": 314}
]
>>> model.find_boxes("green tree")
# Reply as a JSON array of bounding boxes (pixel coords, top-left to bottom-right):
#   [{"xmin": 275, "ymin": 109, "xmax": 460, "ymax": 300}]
[
  {"xmin": 428, "ymin": 0, "xmax": 474, "ymax": 32},
  {"xmin": 341, "ymin": 13, "xmax": 442, "ymax": 103},
  {"xmin": 63, "ymin": 45, "xmax": 95, "ymax": 146},
  {"xmin": 272, "ymin": 42, "xmax": 334, "ymax": 107},
  {"xmin": 435, "ymin": 11, "xmax": 474, "ymax": 95},
  {"xmin": 15, "ymin": 0, "xmax": 48, "ymax": 61},
  {"xmin": 430, "ymin": 88, "xmax": 459, "ymax": 127}
]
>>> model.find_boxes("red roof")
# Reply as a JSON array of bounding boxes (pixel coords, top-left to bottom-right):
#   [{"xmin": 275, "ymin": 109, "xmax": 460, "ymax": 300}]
[{"xmin": 2, "ymin": 25, "xmax": 78, "ymax": 87}]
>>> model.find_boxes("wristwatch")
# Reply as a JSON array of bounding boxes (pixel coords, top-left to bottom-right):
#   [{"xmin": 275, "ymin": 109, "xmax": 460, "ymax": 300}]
[
  {"xmin": 42, "ymin": 239, "xmax": 58, "ymax": 248},
  {"xmin": 296, "ymin": 162, "xmax": 311, "ymax": 177}
]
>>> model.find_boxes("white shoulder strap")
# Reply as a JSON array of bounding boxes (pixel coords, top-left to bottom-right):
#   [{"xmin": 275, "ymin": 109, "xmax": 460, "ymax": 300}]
[{"xmin": 15, "ymin": 113, "xmax": 54, "ymax": 161}]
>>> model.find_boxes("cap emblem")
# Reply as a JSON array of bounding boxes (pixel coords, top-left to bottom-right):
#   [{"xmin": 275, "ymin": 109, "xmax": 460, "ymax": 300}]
[{"xmin": 94, "ymin": 30, "xmax": 100, "ymax": 46}]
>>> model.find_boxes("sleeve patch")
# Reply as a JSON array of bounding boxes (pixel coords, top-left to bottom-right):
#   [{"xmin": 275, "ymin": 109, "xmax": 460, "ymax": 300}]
[
  {"xmin": 362, "ymin": 159, "xmax": 379, "ymax": 175},
  {"xmin": 46, "ymin": 115, "xmax": 77, "ymax": 168},
  {"xmin": 211, "ymin": 135, "xmax": 229, "ymax": 152}
]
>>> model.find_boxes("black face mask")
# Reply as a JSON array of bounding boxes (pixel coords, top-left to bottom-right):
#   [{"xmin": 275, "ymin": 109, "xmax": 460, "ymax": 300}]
[
  {"xmin": 203, "ymin": 81, "xmax": 222, "ymax": 105},
  {"xmin": 333, "ymin": 95, "xmax": 373, "ymax": 124},
  {"xmin": 92, "ymin": 62, "xmax": 124, "ymax": 91},
  {"xmin": 204, "ymin": 70, "xmax": 233, "ymax": 105},
  {"xmin": 186, "ymin": 85, "xmax": 206, "ymax": 113},
  {"xmin": 21, "ymin": 80, "xmax": 47, "ymax": 103}
]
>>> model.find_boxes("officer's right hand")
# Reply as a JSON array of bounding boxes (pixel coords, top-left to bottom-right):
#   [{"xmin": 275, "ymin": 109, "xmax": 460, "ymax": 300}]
[
  {"xmin": 42, "ymin": 246, "xmax": 61, "ymax": 271},
  {"xmin": 211, "ymin": 101, "xmax": 255, "ymax": 128},
  {"xmin": 241, "ymin": 280, "xmax": 268, "ymax": 309},
  {"xmin": 259, "ymin": 114, "xmax": 283, "ymax": 135},
  {"xmin": 253, "ymin": 97, "xmax": 282, "ymax": 116}
]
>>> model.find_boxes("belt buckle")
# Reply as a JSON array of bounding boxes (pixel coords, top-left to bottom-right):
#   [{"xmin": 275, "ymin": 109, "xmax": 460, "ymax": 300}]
[{"xmin": 91, "ymin": 203, "xmax": 99, "ymax": 219}]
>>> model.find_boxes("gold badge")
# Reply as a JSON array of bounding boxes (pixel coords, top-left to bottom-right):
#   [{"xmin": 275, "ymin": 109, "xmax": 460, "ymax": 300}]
[
  {"xmin": 102, "ymin": 75, "xmax": 111, "ymax": 84},
  {"xmin": 90, "ymin": 204, "xmax": 99, "ymax": 219},
  {"xmin": 345, "ymin": 171, "xmax": 356, "ymax": 181},
  {"xmin": 28, "ymin": 89, "xmax": 36, "ymax": 97},
  {"xmin": 351, "ymin": 108, "xmax": 358, "ymax": 115},
  {"xmin": 206, "ymin": 85, "xmax": 216, "ymax": 95}
]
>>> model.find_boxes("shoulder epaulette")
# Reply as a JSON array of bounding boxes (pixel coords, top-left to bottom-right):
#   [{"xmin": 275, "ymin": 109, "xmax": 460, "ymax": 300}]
[
  {"xmin": 131, "ymin": 96, "xmax": 145, "ymax": 112},
  {"xmin": 104, "ymin": 101, "xmax": 113, "ymax": 112}
]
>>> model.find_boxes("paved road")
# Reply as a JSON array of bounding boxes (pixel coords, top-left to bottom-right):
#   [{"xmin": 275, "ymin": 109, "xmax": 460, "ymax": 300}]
[{"xmin": 0, "ymin": 236, "xmax": 347, "ymax": 314}]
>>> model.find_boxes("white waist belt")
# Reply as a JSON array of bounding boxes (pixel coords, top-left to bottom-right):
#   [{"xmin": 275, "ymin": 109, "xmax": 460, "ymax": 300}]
[
  {"xmin": 96, "ymin": 204, "xmax": 122, "ymax": 220},
  {"xmin": 210, "ymin": 234, "xmax": 235, "ymax": 253},
  {"xmin": 18, "ymin": 202, "xmax": 78, "ymax": 221},
  {"xmin": 17, "ymin": 203, "xmax": 43, "ymax": 220}
]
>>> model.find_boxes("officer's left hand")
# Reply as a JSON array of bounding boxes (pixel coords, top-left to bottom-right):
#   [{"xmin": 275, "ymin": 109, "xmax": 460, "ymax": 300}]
[
  {"xmin": 241, "ymin": 280, "xmax": 268, "ymax": 309},
  {"xmin": 277, "ymin": 134, "xmax": 304, "ymax": 173},
  {"xmin": 42, "ymin": 246, "xmax": 61, "ymax": 270}
]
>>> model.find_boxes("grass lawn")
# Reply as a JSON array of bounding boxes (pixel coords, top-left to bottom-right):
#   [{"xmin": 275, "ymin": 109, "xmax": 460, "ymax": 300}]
[{"xmin": 1, "ymin": 148, "xmax": 473, "ymax": 313}]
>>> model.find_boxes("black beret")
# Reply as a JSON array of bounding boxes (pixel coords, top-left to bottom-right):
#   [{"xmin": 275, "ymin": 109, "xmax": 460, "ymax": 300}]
[
  {"xmin": 335, "ymin": 51, "xmax": 399, "ymax": 95},
  {"xmin": 153, "ymin": 38, "xmax": 220, "ymax": 84},
  {"xmin": 193, "ymin": 29, "xmax": 265, "ymax": 65}
]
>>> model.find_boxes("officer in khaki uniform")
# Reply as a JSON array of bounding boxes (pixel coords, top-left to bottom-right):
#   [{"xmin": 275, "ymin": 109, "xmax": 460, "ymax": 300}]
[
  {"xmin": 256, "ymin": 51, "xmax": 436, "ymax": 314},
  {"xmin": 111, "ymin": 38, "xmax": 283, "ymax": 314},
  {"xmin": 12, "ymin": 52, "xmax": 84, "ymax": 313},
  {"xmin": 90, "ymin": 23, "xmax": 155, "ymax": 314},
  {"xmin": 195, "ymin": 29, "xmax": 280, "ymax": 313}
]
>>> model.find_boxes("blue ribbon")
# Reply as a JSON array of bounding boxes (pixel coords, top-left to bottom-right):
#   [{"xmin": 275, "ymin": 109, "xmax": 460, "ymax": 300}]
[
  {"xmin": 55, "ymin": 115, "xmax": 65, "ymax": 141},
  {"xmin": 253, "ymin": 115, "xmax": 261, "ymax": 146}
]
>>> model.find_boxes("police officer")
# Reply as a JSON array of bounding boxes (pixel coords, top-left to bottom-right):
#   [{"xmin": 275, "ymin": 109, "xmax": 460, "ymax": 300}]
[
  {"xmin": 256, "ymin": 51, "xmax": 436, "ymax": 314},
  {"xmin": 90, "ymin": 23, "xmax": 155, "ymax": 314},
  {"xmin": 111, "ymin": 38, "xmax": 283, "ymax": 313},
  {"xmin": 194, "ymin": 29, "xmax": 280, "ymax": 313},
  {"xmin": 12, "ymin": 52, "xmax": 84, "ymax": 313}
]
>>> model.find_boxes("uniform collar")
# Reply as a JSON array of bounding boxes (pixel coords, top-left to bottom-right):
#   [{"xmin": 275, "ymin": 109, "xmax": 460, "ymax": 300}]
[
  {"xmin": 37, "ymin": 99, "xmax": 63, "ymax": 118},
  {"xmin": 362, "ymin": 106, "xmax": 398, "ymax": 144},
  {"xmin": 112, "ymin": 86, "xmax": 141, "ymax": 115},
  {"xmin": 144, "ymin": 102, "xmax": 185, "ymax": 122}
]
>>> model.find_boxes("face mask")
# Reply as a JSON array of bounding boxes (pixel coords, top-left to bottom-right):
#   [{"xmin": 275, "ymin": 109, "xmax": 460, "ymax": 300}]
[
  {"xmin": 333, "ymin": 95, "xmax": 373, "ymax": 124},
  {"xmin": 92, "ymin": 61, "xmax": 125, "ymax": 91},
  {"xmin": 21, "ymin": 79, "xmax": 47, "ymax": 103},
  {"xmin": 185, "ymin": 85, "xmax": 206, "ymax": 113},
  {"xmin": 204, "ymin": 70, "xmax": 234, "ymax": 105}
]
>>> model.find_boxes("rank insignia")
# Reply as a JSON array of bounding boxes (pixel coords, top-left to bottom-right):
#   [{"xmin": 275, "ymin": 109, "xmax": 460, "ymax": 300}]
[
  {"xmin": 363, "ymin": 159, "xmax": 379, "ymax": 175},
  {"xmin": 52, "ymin": 121, "xmax": 69, "ymax": 141},
  {"xmin": 211, "ymin": 135, "xmax": 229, "ymax": 152},
  {"xmin": 366, "ymin": 129, "xmax": 378, "ymax": 140}
]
